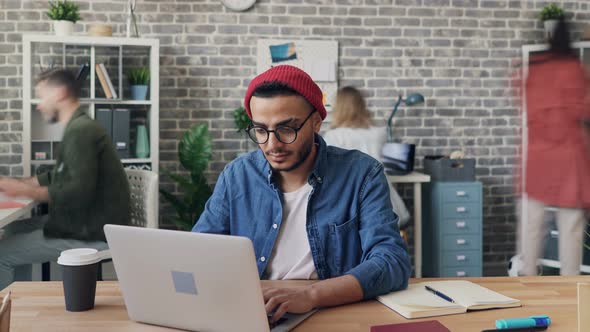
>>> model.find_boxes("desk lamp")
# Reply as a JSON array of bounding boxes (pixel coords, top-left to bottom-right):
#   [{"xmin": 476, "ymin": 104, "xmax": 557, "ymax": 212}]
[
  {"xmin": 387, "ymin": 93, "xmax": 425, "ymax": 142},
  {"xmin": 382, "ymin": 93, "xmax": 425, "ymax": 175}
]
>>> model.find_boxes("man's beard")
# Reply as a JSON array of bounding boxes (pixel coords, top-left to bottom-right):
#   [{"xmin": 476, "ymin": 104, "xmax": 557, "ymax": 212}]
[{"xmin": 267, "ymin": 138, "xmax": 314, "ymax": 173}]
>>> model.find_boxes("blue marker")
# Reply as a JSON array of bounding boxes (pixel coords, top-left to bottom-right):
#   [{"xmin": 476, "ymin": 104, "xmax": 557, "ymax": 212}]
[{"xmin": 496, "ymin": 315, "xmax": 551, "ymax": 329}]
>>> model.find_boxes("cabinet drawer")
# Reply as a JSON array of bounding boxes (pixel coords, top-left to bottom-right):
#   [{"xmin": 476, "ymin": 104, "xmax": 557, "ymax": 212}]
[
  {"xmin": 441, "ymin": 184, "xmax": 481, "ymax": 203},
  {"xmin": 441, "ymin": 250, "xmax": 482, "ymax": 267},
  {"xmin": 442, "ymin": 234, "xmax": 481, "ymax": 251},
  {"xmin": 442, "ymin": 203, "xmax": 481, "ymax": 219},
  {"xmin": 442, "ymin": 219, "xmax": 481, "ymax": 235},
  {"xmin": 441, "ymin": 266, "xmax": 482, "ymax": 278}
]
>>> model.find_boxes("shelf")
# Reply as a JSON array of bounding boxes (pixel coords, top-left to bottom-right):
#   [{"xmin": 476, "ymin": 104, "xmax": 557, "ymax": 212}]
[
  {"xmin": 121, "ymin": 158, "xmax": 152, "ymax": 164},
  {"xmin": 31, "ymin": 99, "xmax": 152, "ymax": 106},
  {"xmin": 23, "ymin": 34, "xmax": 158, "ymax": 47},
  {"xmin": 31, "ymin": 160, "xmax": 56, "ymax": 165},
  {"xmin": 23, "ymin": 34, "xmax": 160, "ymax": 177}
]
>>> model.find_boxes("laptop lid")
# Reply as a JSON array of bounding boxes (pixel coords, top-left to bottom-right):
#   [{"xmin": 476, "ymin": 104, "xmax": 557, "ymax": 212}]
[{"xmin": 104, "ymin": 225, "xmax": 270, "ymax": 332}]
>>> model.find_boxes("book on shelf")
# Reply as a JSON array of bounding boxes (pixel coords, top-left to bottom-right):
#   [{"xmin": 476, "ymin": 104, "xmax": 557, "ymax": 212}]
[
  {"xmin": 377, "ymin": 280, "xmax": 521, "ymax": 319},
  {"xmin": 99, "ymin": 63, "xmax": 118, "ymax": 99},
  {"xmin": 95, "ymin": 63, "xmax": 113, "ymax": 99},
  {"xmin": 75, "ymin": 63, "xmax": 89, "ymax": 81}
]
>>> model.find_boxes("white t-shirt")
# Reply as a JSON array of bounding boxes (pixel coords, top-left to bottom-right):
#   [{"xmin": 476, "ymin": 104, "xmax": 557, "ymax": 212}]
[
  {"xmin": 323, "ymin": 126, "xmax": 386, "ymax": 160},
  {"xmin": 266, "ymin": 183, "xmax": 318, "ymax": 280}
]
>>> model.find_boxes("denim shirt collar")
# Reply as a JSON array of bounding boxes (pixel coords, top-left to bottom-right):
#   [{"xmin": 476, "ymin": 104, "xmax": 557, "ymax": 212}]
[{"xmin": 264, "ymin": 134, "xmax": 327, "ymax": 188}]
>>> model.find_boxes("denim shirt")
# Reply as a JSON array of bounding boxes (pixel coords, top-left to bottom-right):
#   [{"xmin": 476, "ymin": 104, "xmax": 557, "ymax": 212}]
[{"xmin": 193, "ymin": 134, "xmax": 411, "ymax": 299}]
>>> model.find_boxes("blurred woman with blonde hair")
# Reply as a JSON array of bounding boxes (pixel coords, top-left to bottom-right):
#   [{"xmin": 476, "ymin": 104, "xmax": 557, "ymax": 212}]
[
  {"xmin": 324, "ymin": 86, "xmax": 410, "ymax": 226},
  {"xmin": 325, "ymin": 86, "xmax": 386, "ymax": 158}
]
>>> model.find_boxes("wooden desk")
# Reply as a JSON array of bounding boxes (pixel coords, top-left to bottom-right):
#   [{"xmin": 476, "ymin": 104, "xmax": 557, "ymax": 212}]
[
  {"xmin": 0, "ymin": 199, "xmax": 36, "ymax": 229},
  {"xmin": 2, "ymin": 276, "xmax": 585, "ymax": 332},
  {"xmin": 387, "ymin": 171, "xmax": 431, "ymax": 278}
]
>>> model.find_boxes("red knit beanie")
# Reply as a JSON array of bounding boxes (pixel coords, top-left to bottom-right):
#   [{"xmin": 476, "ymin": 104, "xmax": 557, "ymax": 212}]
[{"xmin": 244, "ymin": 65, "xmax": 327, "ymax": 120}]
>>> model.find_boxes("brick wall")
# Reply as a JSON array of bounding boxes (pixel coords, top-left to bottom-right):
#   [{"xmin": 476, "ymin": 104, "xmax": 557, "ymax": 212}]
[{"xmin": 1, "ymin": 0, "xmax": 589, "ymax": 275}]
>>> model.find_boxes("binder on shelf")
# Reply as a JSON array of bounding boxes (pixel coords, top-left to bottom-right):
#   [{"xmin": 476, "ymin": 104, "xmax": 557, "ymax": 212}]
[
  {"xmin": 95, "ymin": 108, "xmax": 113, "ymax": 139},
  {"xmin": 113, "ymin": 109, "xmax": 130, "ymax": 158},
  {"xmin": 76, "ymin": 63, "xmax": 89, "ymax": 81},
  {"xmin": 95, "ymin": 64, "xmax": 113, "ymax": 99},
  {"xmin": 98, "ymin": 63, "xmax": 118, "ymax": 99}
]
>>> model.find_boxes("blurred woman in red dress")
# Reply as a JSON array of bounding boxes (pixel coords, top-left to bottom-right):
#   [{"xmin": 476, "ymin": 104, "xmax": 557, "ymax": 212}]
[{"xmin": 519, "ymin": 18, "xmax": 590, "ymax": 276}]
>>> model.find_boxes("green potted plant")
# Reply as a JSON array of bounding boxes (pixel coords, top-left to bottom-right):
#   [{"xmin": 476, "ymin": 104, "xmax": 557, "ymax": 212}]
[
  {"xmin": 159, "ymin": 124, "xmax": 213, "ymax": 231},
  {"xmin": 46, "ymin": 0, "xmax": 81, "ymax": 36},
  {"xmin": 233, "ymin": 106, "xmax": 252, "ymax": 153},
  {"xmin": 128, "ymin": 67, "xmax": 150, "ymax": 100},
  {"xmin": 540, "ymin": 3, "xmax": 565, "ymax": 38}
]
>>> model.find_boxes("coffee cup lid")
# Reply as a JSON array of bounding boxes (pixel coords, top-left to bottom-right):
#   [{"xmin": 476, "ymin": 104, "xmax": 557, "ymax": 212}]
[{"xmin": 57, "ymin": 248, "xmax": 102, "ymax": 266}]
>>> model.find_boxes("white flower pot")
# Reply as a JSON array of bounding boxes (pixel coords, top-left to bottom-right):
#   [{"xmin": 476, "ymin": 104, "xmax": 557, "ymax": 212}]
[
  {"xmin": 54, "ymin": 20, "xmax": 74, "ymax": 36},
  {"xmin": 544, "ymin": 19, "xmax": 558, "ymax": 39}
]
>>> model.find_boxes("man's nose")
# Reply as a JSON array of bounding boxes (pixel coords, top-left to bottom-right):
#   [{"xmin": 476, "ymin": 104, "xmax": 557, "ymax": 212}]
[{"xmin": 266, "ymin": 131, "xmax": 283, "ymax": 149}]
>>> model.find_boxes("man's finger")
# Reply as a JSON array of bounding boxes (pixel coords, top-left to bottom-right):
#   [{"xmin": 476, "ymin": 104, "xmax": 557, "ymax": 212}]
[
  {"xmin": 265, "ymin": 294, "xmax": 281, "ymax": 314},
  {"xmin": 262, "ymin": 287, "xmax": 282, "ymax": 301},
  {"xmin": 272, "ymin": 302, "xmax": 289, "ymax": 322}
]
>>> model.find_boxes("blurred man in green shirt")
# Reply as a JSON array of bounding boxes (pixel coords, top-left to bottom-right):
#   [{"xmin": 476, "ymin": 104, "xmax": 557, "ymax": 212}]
[{"xmin": 0, "ymin": 69, "xmax": 130, "ymax": 289}]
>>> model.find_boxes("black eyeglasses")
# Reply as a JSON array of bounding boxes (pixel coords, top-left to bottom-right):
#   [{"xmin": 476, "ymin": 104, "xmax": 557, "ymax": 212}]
[{"xmin": 247, "ymin": 111, "xmax": 315, "ymax": 144}]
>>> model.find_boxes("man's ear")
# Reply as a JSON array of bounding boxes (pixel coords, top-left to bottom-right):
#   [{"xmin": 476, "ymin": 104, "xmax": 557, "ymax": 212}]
[
  {"xmin": 312, "ymin": 112, "xmax": 322, "ymax": 133},
  {"xmin": 55, "ymin": 86, "xmax": 69, "ymax": 102}
]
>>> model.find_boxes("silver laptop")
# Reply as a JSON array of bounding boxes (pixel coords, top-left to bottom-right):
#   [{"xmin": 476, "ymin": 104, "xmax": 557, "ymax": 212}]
[{"xmin": 104, "ymin": 224, "xmax": 316, "ymax": 332}]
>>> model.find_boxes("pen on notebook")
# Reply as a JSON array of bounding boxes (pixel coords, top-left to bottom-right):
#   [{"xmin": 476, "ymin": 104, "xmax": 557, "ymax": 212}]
[{"xmin": 424, "ymin": 285, "xmax": 455, "ymax": 303}]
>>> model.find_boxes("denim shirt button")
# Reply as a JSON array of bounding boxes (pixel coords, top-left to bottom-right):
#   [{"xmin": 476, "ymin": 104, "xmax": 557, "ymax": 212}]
[
  {"xmin": 272, "ymin": 224, "xmax": 278, "ymax": 229},
  {"xmin": 260, "ymin": 256, "xmax": 266, "ymax": 262}
]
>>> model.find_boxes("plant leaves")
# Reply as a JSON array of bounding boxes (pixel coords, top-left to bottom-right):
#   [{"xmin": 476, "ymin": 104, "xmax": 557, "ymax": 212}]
[
  {"xmin": 47, "ymin": 0, "xmax": 81, "ymax": 22},
  {"xmin": 179, "ymin": 124, "xmax": 212, "ymax": 175},
  {"xmin": 161, "ymin": 169, "xmax": 195, "ymax": 193},
  {"xmin": 128, "ymin": 67, "xmax": 150, "ymax": 85},
  {"xmin": 159, "ymin": 124, "xmax": 213, "ymax": 231},
  {"xmin": 233, "ymin": 106, "xmax": 251, "ymax": 132},
  {"xmin": 159, "ymin": 189, "xmax": 189, "ymax": 221}
]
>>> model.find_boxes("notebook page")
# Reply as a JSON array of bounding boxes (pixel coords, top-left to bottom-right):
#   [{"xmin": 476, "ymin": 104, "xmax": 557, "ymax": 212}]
[
  {"xmin": 423, "ymin": 280, "xmax": 520, "ymax": 310},
  {"xmin": 377, "ymin": 283, "xmax": 464, "ymax": 319}
]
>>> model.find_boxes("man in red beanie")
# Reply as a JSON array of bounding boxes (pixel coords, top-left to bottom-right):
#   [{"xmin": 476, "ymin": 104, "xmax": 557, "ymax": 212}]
[{"xmin": 193, "ymin": 65, "xmax": 410, "ymax": 323}]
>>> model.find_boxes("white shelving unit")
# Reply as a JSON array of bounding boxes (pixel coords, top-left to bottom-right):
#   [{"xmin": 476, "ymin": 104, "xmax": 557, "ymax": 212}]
[{"xmin": 22, "ymin": 34, "xmax": 160, "ymax": 177}]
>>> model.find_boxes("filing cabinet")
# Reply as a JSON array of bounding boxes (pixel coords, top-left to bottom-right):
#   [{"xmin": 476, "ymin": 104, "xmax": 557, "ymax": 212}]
[{"xmin": 422, "ymin": 181, "xmax": 483, "ymax": 277}]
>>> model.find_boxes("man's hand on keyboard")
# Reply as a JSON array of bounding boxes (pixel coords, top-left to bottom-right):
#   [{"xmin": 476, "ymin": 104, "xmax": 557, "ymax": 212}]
[{"xmin": 263, "ymin": 286, "xmax": 316, "ymax": 323}]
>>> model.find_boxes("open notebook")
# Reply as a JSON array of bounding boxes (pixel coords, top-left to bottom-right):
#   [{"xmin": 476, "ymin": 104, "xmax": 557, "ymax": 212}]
[
  {"xmin": 377, "ymin": 280, "xmax": 521, "ymax": 319},
  {"xmin": 0, "ymin": 200, "xmax": 25, "ymax": 209},
  {"xmin": 0, "ymin": 193, "xmax": 26, "ymax": 209},
  {"xmin": 0, "ymin": 192, "xmax": 26, "ymax": 209}
]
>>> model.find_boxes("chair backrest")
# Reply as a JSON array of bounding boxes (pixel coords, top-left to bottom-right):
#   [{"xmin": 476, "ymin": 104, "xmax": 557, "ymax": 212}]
[
  {"xmin": 0, "ymin": 292, "xmax": 10, "ymax": 332},
  {"xmin": 126, "ymin": 169, "xmax": 159, "ymax": 229}
]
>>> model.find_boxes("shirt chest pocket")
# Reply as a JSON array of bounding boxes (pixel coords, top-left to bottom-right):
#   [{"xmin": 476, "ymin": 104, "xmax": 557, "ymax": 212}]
[{"xmin": 329, "ymin": 215, "xmax": 361, "ymax": 273}]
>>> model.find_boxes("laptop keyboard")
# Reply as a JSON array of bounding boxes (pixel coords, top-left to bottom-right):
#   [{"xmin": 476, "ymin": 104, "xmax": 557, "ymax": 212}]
[{"xmin": 267, "ymin": 314, "xmax": 288, "ymax": 329}]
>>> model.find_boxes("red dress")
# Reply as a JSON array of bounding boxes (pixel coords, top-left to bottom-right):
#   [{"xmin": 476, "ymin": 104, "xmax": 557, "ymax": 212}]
[{"xmin": 524, "ymin": 54, "xmax": 590, "ymax": 208}]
